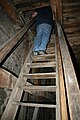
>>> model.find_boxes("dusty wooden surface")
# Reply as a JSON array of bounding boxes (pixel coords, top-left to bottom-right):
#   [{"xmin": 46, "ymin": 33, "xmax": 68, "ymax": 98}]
[
  {"xmin": 56, "ymin": 35, "xmax": 68, "ymax": 120},
  {"xmin": 0, "ymin": 68, "xmax": 17, "ymax": 89},
  {"xmin": 57, "ymin": 22, "xmax": 80, "ymax": 120}
]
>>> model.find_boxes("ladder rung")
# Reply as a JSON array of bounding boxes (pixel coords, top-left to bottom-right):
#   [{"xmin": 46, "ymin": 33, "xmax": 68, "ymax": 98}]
[
  {"xmin": 47, "ymin": 44, "xmax": 55, "ymax": 48},
  {"xmin": 13, "ymin": 101, "xmax": 57, "ymax": 108},
  {"xmin": 32, "ymin": 58, "xmax": 55, "ymax": 62},
  {"xmin": 24, "ymin": 72, "xmax": 56, "ymax": 79},
  {"xmin": 19, "ymin": 85, "xmax": 56, "ymax": 92},
  {"xmin": 46, "ymin": 47, "xmax": 55, "ymax": 54},
  {"xmin": 32, "ymin": 53, "xmax": 55, "ymax": 61},
  {"xmin": 30, "ymin": 62, "xmax": 56, "ymax": 68},
  {"xmin": 46, "ymin": 51, "xmax": 55, "ymax": 54},
  {"xmin": 33, "ymin": 53, "xmax": 55, "ymax": 58},
  {"xmin": 46, "ymin": 45, "xmax": 55, "ymax": 50}
]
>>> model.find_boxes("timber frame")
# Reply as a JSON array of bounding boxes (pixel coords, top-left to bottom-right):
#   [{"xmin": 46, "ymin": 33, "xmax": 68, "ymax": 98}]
[{"xmin": 0, "ymin": 0, "xmax": 80, "ymax": 119}]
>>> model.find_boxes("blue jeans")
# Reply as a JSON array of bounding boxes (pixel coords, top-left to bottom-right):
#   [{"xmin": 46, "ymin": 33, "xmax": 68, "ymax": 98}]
[{"xmin": 33, "ymin": 23, "xmax": 52, "ymax": 52}]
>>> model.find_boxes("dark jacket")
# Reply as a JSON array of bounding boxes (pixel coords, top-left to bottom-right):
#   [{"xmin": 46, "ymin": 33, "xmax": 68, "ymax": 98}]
[{"xmin": 35, "ymin": 6, "xmax": 53, "ymax": 27}]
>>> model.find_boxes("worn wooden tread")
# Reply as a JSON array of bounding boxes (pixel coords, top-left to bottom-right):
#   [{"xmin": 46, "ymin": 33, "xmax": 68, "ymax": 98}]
[
  {"xmin": 13, "ymin": 101, "xmax": 57, "ymax": 108},
  {"xmin": 30, "ymin": 62, "xmax": 56, "ymax": 68},
  {"xmin": 46, "ymin": 47, "xmax": 55, "ymax": 54},
  {"xmin": 19, "ymin": 85, "xmax": 56, "ymax": 92},
  {"xmin": 33, "ymin": 53, "xmax": 55, "ymax": 57},
  {"xmin": 32, "ymin": 58, "xmax": 55, "ymax": 62},
  {"xmin": 46, "ymin": 46, "xmax": 55, "ymax": 49},
  {"xmin": 32, "ymin": 53, "xmax": 55, "ymax": 61},
  {"xmin": 24, "ymin": 72, "xmax": 56, "ymax": 79}
]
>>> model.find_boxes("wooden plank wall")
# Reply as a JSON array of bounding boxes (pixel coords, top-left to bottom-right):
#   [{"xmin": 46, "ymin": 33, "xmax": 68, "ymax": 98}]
[{"xmin": 62, "ymin": 0, "xmax": 80, "ymax": 65}]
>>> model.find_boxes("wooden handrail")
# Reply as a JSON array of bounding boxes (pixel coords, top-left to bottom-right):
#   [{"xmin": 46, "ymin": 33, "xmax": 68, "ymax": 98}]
[
  {"xmin": 57, "ymin": 22, "xmax": 80, "ymax": 120},
  {"xmin": 0, "ymin": 18, "xmax": 35, "ymax": 65},
  {"xmin": 56, "ymin": 35, "xmax": 68, "ymax": 120}
]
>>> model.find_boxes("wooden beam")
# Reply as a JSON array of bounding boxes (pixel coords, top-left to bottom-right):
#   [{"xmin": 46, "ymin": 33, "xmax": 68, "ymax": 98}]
[
  {"xmin": 57, "ymin": 22, "xmax": 80, "ymax": 120},
  {"xmin": 56, "ymin": 0, "xmax": 63, "ymax": 23},
  {"xmin": 24, "ymin": 72, "xmax": 56, "ymax": 79},
  {"xmin": 56, "ymin": 35, "xmax": 68, "ymax": 120},
  {"xmin": 50, "ymin": 0, "xmax": 56, "ymax": 16},
  {"xmin": 63, "ymin": 12, "xmax": 80, "ymax": 18},
  {"xmin": 64, "ymin": 21, "xmax": 80, "ymax": 28},
  {"xmin": 65, "ymin": 27, "xmax": 80, "ymax": 34},
  {"xmin": 13, "ymin": 101, "xmax": 57, "ymax": 108},
  {"xmin": 14, "ymin": 0, "xmax": 50, "ymax": 12},
  {"xmin": 19, "ymin": 85, "xmax": 56, "ymax": 92},
  {"xmin": 63, "ymin": 2, "xmax": 80, "ymax": 7},
  {"xmin": 30, "ymin": 61, "xmax": 56, "ymax": 68},
  {"xmin": 0, "ymin": 68, "xmax": 17, "ymax": 89},
  {"xmin": 0, "ymin": 0, "xmax": 21, "ymax": 24},
  {"xmin": 32, "ymin": 53, "xmax": 55, "ymax": 62},
  {"xmin": 63, "ymin": 7, "xmax": 80, "ymax": 14},
  {"xmin": 67, "ymin": 37, "xmax": 80, "ymax": 43},
  {"xmin": 16, "ymin": 4, "xmax": 49, "ymax": 12},
  {"xmin": 13, "ymin": 0, "xmax": 49, "ymax": 5}
]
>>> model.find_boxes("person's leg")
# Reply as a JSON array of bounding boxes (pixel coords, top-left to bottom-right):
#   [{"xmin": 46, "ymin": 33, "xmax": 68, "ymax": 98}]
[
  {"xmin": 33, "ymin": 24, "xmax": 43, "ymax": 52},
  {"xmin": 39, "ymin": 24, "xmax": 51, "ymax": 52}
]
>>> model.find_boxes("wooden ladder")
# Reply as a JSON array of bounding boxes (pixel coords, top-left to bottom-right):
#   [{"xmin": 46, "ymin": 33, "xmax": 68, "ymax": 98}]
[{"xmin": 1, "ymin": 35, "xmax": 61, "ymax": 120}]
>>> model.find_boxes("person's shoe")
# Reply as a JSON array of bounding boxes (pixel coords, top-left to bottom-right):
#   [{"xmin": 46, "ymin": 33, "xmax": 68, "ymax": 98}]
[
  {"xmin": 33, "ymin": 51, "xmax": 38, "ymax": 55},
  {"xmin": 39, "ymin": 50, "xmax": 45, "ymax": 55}
]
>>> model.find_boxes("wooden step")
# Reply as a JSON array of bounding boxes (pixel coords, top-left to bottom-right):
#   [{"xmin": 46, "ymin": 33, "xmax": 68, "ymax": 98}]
[
  {"xmin": 33, "ymin": 53, "xmax": 55, "ymax": 57},
  {"xmin": 32, "ymin": 58, "xmax": 55, "ymax": 62},
  {"xmin": 30, "ymin": 62, "xmax": 56, "ymax": 68},
  {"xmin": 19, "ymin": 85, "xmax": 56, "ymax": 92},
  {"xmin": 47, "ymin": 45, "xmax": 55, "ymax": 49},
  {"xmin": 32, "ymin": 53, "xmax": 55, "ymax": 62},
  {"xmin": 46, "ymin": 47, "xmax": 55, "ymax": 54},
  {"xmin": 24, "ymin": 72, "xmax": 56, "ymax": 79},
  {"xmin": 13, "ymin": 101, "xmax": 57, "ymax": 108},
  {"xmin": 47, "ymin": 43, "xmax": 55, "ymax": 48}
]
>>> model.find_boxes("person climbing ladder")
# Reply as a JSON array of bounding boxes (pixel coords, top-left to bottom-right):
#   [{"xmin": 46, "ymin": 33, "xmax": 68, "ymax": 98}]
[{"xmin": 32, "ymin": 4, "xmax": 55, "ymax": 55}]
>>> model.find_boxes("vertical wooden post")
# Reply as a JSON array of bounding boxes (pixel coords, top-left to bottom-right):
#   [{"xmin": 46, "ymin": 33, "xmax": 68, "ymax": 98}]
[
  {"xmin": 50, "ymin": 0, "xmax": 56, "ymax": 18},
  {"xmin": 56, "ymin": 0, "xmax": 63, "ymax": 24}
]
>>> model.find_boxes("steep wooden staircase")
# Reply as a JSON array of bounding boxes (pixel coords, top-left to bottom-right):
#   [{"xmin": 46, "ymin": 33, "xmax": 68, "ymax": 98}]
[
  {"xmin": 0, "ymin": 21, "xmax": 80, "ymax": 120},
  {"xmin": 1, "ymin": 34, "xmax": 61, "ymax": 120},
  {"xmin": 0, "ymin": 0, "xmax": 80, "ymax": 119}
]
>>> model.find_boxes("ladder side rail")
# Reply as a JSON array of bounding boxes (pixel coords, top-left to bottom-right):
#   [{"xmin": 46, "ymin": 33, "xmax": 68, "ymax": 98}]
[
  {"xmin": 1, "ymin": 46, "xmax": 33, "ymax": 120},
  {"xmin": 1, "ymin": 45, "xmax": 54, "ymax": 119},
  {"xmin": 0, "ymin": 18, "xmax": 35, "ymax": 65},
  {"xmin": 56, "ymin": 35, "xmax": 68, "ymax": 120},
  {"xmin": 55, "ymin": 35, "xmax": 61, "ymax": 120},
  {"xmin": 57, "ymin": 22, "xmax": 80, "ymax": 120}
]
